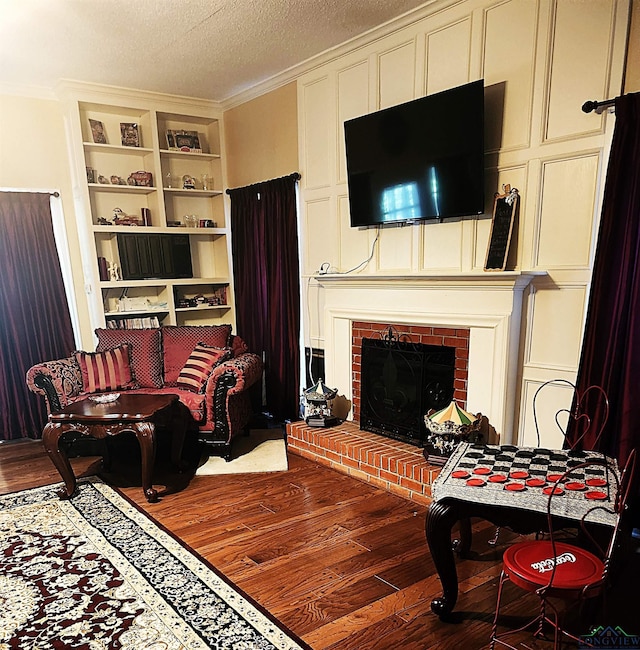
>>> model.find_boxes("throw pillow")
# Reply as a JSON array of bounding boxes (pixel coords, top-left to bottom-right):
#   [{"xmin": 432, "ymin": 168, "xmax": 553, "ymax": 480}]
[
  {"xmin": 75, "ymin": 344, "xmax": 135, "ymax": 393},
  {"xmin": 95, "ymin": 328, "xmax": 163, "ymax": 388},
  {"xmin": 176, "ymin": 343, "xmax": 231, "ymax": 393},
  {"xmin": 162, "ymin": 325, "xmax": 232, "ymax": 385}
]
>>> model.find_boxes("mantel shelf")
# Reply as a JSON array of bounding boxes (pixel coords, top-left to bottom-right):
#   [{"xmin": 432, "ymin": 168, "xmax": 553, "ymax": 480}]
[{"xmin": 312, "ymin": 270, "xmax": 546, "ymax": 290}]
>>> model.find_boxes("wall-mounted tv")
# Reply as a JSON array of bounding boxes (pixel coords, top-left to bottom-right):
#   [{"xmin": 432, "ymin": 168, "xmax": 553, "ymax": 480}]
[{"xmin": 344, "ymin": 80, "xmax": 485, "ymax": 228}]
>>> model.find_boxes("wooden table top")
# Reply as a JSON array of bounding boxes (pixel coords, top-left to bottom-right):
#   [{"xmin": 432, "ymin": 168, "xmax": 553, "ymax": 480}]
[{"xmin": 50, "ymin": 393, "xmax": 179, "ymax": 422}]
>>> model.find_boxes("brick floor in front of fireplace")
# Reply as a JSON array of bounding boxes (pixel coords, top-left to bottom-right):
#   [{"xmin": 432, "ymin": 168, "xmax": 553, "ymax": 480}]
[{"xmin": 286, "ymin": 420, "xmax": 441, "ymax": 506}]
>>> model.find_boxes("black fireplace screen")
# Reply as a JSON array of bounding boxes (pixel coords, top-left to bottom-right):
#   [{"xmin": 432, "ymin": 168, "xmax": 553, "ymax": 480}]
[{"xmin": 359, "ymin": 337, "xmax": 455, "ymax": 446}]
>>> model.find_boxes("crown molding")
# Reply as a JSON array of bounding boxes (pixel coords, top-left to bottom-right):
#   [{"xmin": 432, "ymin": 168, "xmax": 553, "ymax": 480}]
[
  {"xmin": 221, "ymin": 0, "xmax": 463, "ymax": 110},
  {"xmin": 54, "ymin": 79, "xmax": 223, "ymax": 114}
]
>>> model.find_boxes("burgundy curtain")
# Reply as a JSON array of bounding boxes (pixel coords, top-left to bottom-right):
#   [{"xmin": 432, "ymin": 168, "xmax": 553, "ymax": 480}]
[
  {"xmin": 229, "ymin": 174, "xmax": 300, "ymax": 422},
  {"xmin": 569, "ymin": 92, "xmax": 640, "ymax": 465},
  {"xmin": 0, "ymin": 192, "xmax": 75, "ymax": 440}
]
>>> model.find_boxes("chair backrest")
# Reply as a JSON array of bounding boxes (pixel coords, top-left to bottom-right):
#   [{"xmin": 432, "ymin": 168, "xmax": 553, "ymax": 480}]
[
  {"xmin": 544, "ymin": 449, "xmax": 636, "ymax": 591},
  {"xmin": 532, "ymin": 379, "xmax": 609, "ymax": 450}
]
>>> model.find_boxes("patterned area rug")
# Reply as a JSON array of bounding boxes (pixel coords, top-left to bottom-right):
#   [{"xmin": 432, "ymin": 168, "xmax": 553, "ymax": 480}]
[{"xmin": 0, "ymin": 477, "xmax": 309, "ymax": 649}]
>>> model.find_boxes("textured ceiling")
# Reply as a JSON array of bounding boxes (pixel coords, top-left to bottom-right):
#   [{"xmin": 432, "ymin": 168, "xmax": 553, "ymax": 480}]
[{"xmin": 0, "ymin": 0, "xmax": 432, "ymax": 102}]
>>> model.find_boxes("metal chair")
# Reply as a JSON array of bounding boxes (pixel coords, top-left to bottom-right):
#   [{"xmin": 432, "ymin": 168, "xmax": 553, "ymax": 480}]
[
  {"xmin": 532, "ymin": 379, "xmax": 609, "ymax": 450},
  {"xmin": 489, "ymin": 449, "xmax": 636, "ymax": 649},
  {"xmin": 488, "ymin": 380, "xmax": 609, "ymax": 549}
]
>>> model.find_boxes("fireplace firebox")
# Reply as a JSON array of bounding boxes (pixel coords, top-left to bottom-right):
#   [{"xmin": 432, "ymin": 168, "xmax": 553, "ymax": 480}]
[{"xmin": 359, "ymin": 334, "xmax": 455, "ymax": 446}]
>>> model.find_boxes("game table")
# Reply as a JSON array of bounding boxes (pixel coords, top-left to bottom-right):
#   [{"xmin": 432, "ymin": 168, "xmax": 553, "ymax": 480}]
[{"xmin": 426, "ymin": 442, "xmax": 619, "ymax": 619}]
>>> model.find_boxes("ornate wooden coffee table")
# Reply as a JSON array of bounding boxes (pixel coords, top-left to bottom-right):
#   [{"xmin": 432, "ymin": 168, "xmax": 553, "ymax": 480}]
[{"xmin": 42, "ymin": 393, "xmax": 187, "ymax": 503}]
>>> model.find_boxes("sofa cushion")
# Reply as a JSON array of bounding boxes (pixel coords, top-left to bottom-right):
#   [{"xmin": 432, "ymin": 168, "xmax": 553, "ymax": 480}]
[
  {"xmin": 95, "ymin": 328, "xmax": 163, "ymax": 388},
  {"xmin": 176, "ymin": 344, "xmax": 232, "ymax": 393},
  {"xmin": 75, "ymin": 344, "xmax": 135, "ymax": 393},
  {"xmin": 162, "ymin": 325, "xmax": 232, "ymax": 385},
  {"xmin": 99, "ymin": 387, "xmax": 206, "ymax": 423}
]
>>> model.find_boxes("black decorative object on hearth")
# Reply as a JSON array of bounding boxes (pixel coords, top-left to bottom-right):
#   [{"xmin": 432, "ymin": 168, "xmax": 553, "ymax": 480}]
[
  {"xmin": 359, "ymin": 327, "xmax": 455, "ymax": 446},
  {"xmin": 303, "ymin": 379, "xmax": 338, "ymax": 428}
]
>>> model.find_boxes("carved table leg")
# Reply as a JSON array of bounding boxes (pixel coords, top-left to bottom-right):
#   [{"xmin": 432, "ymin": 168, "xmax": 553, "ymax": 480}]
[
  {"xmin": 169, "ymin": 403, "xmax": 188, "ymax": 471},
  {"xmin": 42, "ymin": 422, "xmax": 78, "ymax": 499},
  {"xmin": 132, "ymin": 422, "xmax": 158, "ymax": 503},
  {"xmin": 426, "ymin": 499, "xmax": 462, "ymax": 619}
]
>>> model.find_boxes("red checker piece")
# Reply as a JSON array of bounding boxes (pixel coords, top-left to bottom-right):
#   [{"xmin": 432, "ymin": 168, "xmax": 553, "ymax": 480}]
[
  {"xmin": 565, "ymin": 481, "xmax": 586, "ymax": 491},
  {"xmin": 544, "ymin": 486, "xmax": 564, "ymax": 495},
  {"xmin": 473, "ymin": 467, "xmax": 492, "ymax": 475},
  {"xmin": 466, "ymin": 478, "xmax": 486, "ymax": 487},
  {"xmin": 509, "ymin": 470, "xmax": 529, "ymax": 479},
  {"xmin": 547, "ymin": 473, "xmax": 565, "ymax": 483},
  {"xmin": 489, "ymin": 474, "xmax": 508, "ymax": 483},
  {"xmin": 586, "ymin": 478, "xmax": 607, "ymax": 488},
  {"xmin": 452, "ymin": 470, "xmax": 470, "ymax": 479},
  {"xmin": 586, "ymin": 490, "xmax": 607, "ymax": 500},
  {"xmin": 526, "ymin": 478, "xmax": 546, "ymax": 488},
  {"xmin": 505, "ymin": 482, "xmax": 526, "ymax": 491}
]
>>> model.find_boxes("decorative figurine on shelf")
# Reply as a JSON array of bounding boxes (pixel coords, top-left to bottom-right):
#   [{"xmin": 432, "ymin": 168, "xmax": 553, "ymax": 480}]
[
  {"xmin": 182, "ymin": 175, "xmax": 196, "ymax": 190},
  {"xmin": 108, "ymin": 262, "xmax": 121, "ymax": 281},
  {"xmin": 303, "ymin": 379, "xmax": 338, "ymax": 427},
  {"xmin": 112, "ymin": 207, "xmax": 140, "ymax": 226}
]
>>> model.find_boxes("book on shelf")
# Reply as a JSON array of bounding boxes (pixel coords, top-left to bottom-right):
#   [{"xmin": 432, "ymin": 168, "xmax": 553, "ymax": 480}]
[{"xmin": 106, "ymin": 316, "xmax": 161, "ymax": 329}]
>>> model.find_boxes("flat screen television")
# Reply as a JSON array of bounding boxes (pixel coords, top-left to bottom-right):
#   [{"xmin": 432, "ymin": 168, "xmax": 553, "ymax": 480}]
[{"xmin": 344, "ymin": 80, "xmax": 485, "ymax": 227}]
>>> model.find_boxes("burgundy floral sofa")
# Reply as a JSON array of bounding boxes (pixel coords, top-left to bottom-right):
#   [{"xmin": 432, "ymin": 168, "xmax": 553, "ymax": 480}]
[{"xmin": 26, "ymin": 325, "xmax": 263, "ymax": 460}]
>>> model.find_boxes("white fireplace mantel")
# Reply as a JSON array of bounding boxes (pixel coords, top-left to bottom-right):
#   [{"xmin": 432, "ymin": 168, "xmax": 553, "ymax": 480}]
[{"xmin": 314, "ymin": 271, "xmax": 545, "ymax": 444}]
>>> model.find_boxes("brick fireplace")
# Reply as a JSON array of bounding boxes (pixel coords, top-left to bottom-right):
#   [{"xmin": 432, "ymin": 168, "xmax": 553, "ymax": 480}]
[
  {"xmin": 351, "ymin": 320, "xmax": 470, "ymax": 423},
  {"xmin": 287, "ymin": 271, "xmax": 537, "ymax": 504}
]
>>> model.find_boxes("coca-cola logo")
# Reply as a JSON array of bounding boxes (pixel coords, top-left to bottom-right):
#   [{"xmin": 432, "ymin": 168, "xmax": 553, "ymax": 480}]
[{"xmin": 531, "ymin": 552, "xmax": 576, "ymax": 573}]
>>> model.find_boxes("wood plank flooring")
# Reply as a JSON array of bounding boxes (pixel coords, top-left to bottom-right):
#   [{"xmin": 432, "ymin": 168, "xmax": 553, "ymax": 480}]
[{"xmin": 1, "ymin": 435, "xmax": 639, "ymax": 649}]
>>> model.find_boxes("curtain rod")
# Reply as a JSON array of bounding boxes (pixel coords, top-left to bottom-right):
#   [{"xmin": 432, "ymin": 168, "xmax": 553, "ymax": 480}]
[
  {"xmin": 1, "ymin": 189, "xmax": 60, "ymax": 197},
  {"xmin": 226, "ymin": 172, "xmax": 301, "ymax": 195},
  {"xmin": 582, "ymin": 98, "xmax": 616, "ymax": 114}
]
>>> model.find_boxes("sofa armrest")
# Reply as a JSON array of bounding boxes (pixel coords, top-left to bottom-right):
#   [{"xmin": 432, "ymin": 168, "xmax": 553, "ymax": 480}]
[
  {"xmin": 201, "ymin": 352, "xmax": 263, "ymax": 441},
  {"xmin": 26, "ymin": 356, "xmax": 83, "ymax": 414},
  {"xmin": 208, "ymin": 352, "xmax": 263, "ymax": 395}
]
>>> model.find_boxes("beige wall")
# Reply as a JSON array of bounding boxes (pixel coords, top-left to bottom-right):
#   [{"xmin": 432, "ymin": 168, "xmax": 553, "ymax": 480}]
[
  {"xmin": 223, "ymin": 82, "xmax": 298, "ymax": 188},
  {"xmin": 626, "ymin": 0, "xmax": 640, "ymax": 92},
  {"xmin": 0, "ymin": 94, "xmax": 92, "ymax": 345}
]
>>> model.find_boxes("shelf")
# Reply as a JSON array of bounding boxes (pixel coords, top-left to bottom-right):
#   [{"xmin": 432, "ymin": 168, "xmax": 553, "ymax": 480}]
[
  {"xmin": 160, "ymin": 149, "xmax": 220, "ymax": 160},
  {"xmin": 163, "ymin": 188, "xmax": 222, "ymax": 197},
  {"xmin": 105, "ymin": 309, "xmax": 169, "ymax": 317},
  {"xmin": 93, "ymin": 225, "xmax": 225, "ymax": 235},
  {"xmin": 84, "ymin": 142, "xmax": 154, "ymax": 155},
  {"xmin": 100, "ymin": 277, "xmax": 228, "ymax": 289},
  {"xmin": 88, "ymin": 183, "xmax": 156, "ymax": 194},
  {"xmin": 175, "ymin": 304, "xmax": 230, "ymax": 312}
]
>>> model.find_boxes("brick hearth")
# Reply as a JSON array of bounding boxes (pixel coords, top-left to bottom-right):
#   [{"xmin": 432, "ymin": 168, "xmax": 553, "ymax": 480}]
[{"xmin": 286, "ymin": 420, "xmax": 441, "ymax": 506}]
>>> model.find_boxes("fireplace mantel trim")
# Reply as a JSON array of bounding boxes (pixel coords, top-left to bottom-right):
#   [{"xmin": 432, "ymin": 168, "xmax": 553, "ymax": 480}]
[
  {"xmin": 318, "ymin": 273, "xmax": 541, "ymax": 444},
  {"xmin": 315, "ymin": 270, "xmax": 545, "ymax": 291}
]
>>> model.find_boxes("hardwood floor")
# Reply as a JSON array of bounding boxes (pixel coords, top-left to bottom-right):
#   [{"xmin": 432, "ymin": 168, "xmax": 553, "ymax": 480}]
[{"xmin": 1, "ymin": 435, "xmax": 639, "ymax": 649}]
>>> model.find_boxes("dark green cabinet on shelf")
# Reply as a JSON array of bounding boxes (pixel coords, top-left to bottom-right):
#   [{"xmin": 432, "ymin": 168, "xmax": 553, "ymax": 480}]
[{"xmin": 117, "ymin": 233, "xmax": 193, "ymax": 280}]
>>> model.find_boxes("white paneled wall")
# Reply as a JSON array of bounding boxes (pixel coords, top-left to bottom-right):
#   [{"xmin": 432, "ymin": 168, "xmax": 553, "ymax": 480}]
[{"xmin": 297, "ymin": 0, "xmax": 630, "ymax": 446}]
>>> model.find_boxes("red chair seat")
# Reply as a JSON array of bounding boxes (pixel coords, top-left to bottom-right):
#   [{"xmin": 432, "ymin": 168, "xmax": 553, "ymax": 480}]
[{"xmin": 504, "ymin": 540, "xmax": 605, "ymax": 595}]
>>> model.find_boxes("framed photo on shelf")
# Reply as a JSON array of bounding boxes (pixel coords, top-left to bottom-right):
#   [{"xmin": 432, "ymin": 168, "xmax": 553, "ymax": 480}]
[
  {"xmin": 166, "ymin": 129, "xmax": 202, "ymax": 153},
  {"xmin": 120, "ymin": 122, "xmax": 141, "ymax": 147},
  {"xmin": 89, "ymin": 119, "xmax": 107, "ymax": 144}
]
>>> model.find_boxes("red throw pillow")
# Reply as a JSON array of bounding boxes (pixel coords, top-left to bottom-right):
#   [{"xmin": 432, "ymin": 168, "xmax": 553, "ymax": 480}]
[
  {"xmin": 176, "ymin": 343, "xmax": 231, "ymax": 393},
  {"xmin": 75, "ymin": 344, "xmax": 135, "ymax": 393},
  {"xmin": 162, "ymin": 325, "xmax": 232, "ymax": 385},
  {"xmin": 95, "ymin": 328, "xmax": 163, "ymax": 388}
]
